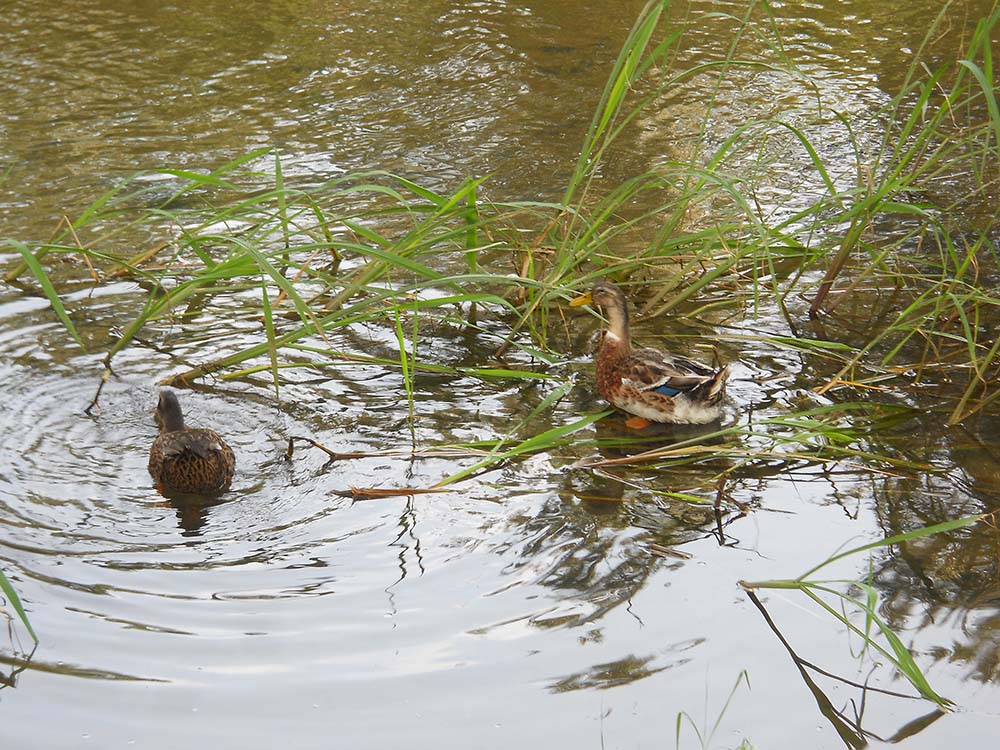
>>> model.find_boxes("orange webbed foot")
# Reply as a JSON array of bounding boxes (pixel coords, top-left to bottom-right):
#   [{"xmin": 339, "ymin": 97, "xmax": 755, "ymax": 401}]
[{"xmin": 624, "ymin": 416, "xmax": 653, "ymax": 430}]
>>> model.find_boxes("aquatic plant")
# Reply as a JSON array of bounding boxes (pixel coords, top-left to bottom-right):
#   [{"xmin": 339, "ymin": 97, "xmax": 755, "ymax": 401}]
[
  {"xmin": 0, "ymin": 567, "xmax": 37, "ymax": 644},
  {"xmin": 740, "ymin": 513, "xmax": 987, "ymax": 707},
  {"xmin": 674, "ymin": 670, "xmax": 752, "ymax": 750}
]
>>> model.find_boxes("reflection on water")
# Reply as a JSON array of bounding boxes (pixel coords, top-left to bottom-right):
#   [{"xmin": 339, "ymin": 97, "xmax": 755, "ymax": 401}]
[
  {"xmin": 164, "ymin": 495, "xmax": 230, "ymax": 536},
  {"xmin": 2, "ymin": 0, "xmax": 1000, "ymax": 748}
]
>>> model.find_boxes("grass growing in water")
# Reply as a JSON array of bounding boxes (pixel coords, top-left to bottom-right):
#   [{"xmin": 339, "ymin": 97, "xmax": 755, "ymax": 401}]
[
  {"xmin": 0, "ymin": 567, "xmax": 37, "ymax": 645},
  {"xmin": 740, "ymin": 514, "xmax": 987, "ymax": 707},
  {"xmin": 674, "ymin": 670, "xmax": 752, "ymax": 750}
]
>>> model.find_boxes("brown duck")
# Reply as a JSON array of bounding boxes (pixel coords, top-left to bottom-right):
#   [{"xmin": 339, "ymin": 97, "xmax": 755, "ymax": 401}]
[
  {"xmin": 570, "ymin": 281, "xmax": 729, "ymax": 427},
  {"xmin": 148, "ymin": 389, "xmax": 235, "ymax": 495}
]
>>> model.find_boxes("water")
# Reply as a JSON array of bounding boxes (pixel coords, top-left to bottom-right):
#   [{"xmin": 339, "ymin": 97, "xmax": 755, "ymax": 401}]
[{"xmin": 2, "ymin": 1, "xmax": 1000, "ymax": 748}]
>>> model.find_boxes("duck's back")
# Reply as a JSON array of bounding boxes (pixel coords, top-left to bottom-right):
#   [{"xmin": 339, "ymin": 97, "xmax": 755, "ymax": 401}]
[{"xmin": 149, "ymin": 428, "xmax": 235, "ymax": 494}]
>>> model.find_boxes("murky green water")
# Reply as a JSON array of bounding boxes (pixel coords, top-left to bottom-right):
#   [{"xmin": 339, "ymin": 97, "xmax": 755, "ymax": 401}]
[{"xmin": 2, "ymin": 1, "xmax": 1000, "ymax": 748}]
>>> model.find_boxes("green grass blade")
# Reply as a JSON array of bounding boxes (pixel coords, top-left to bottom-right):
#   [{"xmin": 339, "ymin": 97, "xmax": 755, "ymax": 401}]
[
  {"xmin": 7, "ymin": 240, "xmax": 86, "ymax": 350},
  {"xmin": 793, "ymin": 515, "xmax": 982, "ymax": 582},
  {"xmin": 0, "ymin": 567, "xmax": 38, "ymax": 644},
  {"xmin": 958, "ymin": 59, "xmax": 1000, "ymax": 161},
  {"xmin": 435, "ymin": 411, "xmax": 611, "ymax": 488}
]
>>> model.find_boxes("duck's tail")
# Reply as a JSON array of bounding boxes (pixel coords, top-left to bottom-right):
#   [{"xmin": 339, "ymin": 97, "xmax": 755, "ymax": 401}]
[{"xmin": 692, "ymin": 364, "xmax": 729, "ymax": 404}]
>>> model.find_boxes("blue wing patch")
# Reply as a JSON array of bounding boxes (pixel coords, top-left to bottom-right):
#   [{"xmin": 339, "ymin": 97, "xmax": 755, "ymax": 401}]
[{"xmin": 653, "ymin": 383, "xmax": 682, "ymax": 397}]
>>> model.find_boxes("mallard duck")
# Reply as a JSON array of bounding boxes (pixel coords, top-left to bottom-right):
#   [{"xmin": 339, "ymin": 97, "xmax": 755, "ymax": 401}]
[
  {"xmin": 570, "ymin": 281, "xmax": 729, "ymax": 427},
  {"xmin": 148, "ymin": 389, "xmax": 235, "ymax": 495}
]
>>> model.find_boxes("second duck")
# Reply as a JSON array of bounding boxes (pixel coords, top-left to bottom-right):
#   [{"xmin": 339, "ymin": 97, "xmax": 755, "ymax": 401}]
[{"xmin": 148, "ymin": 389, "xmax": 235, "ymax": 495}]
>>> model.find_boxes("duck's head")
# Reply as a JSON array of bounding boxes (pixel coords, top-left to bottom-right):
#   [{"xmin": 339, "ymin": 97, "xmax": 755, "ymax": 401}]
[
  {"xmin": 570, "ymin": 281, "xmax": 630, "ymax": 339},
  {"xmin": 155, "ymin": 389, "xmax": 186, "ymax": 432},
  {"xmin": 571, "ymin": 281, "xmax": 627, "ymax": 310}
]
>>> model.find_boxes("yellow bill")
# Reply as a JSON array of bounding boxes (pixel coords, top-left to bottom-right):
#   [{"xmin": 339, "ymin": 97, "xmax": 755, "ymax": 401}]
[{"xmin": 568, "ymin": 291, "xmax": 593, "ymax": 308}]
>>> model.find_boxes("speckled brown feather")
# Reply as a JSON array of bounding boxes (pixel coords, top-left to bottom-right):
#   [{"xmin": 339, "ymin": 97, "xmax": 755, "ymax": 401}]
[{"xmin": 148, "ymin": 390, "xmax": 235, "ymax": 495}]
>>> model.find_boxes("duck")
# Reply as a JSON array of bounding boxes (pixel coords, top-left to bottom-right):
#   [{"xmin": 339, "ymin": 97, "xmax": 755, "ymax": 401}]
[
  {"xmin": 148, "ymin": 389, "xmax": 235, "ymax": 495},
  {"xmin": 570, "ymin": 280, "xmax": 729, "ymax": 427}
]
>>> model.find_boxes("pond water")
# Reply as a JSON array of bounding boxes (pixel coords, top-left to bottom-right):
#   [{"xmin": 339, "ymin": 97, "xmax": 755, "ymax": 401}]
[{"xmin": 2, "ymin": 1, "xmax": 1000, "ymax": 748}]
